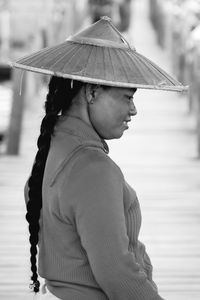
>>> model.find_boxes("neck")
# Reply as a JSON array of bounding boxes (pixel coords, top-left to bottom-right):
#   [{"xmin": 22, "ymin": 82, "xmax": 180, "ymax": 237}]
[{"xmin": 64, "ymin": 94, "xmax": 92, "ymax": 124}]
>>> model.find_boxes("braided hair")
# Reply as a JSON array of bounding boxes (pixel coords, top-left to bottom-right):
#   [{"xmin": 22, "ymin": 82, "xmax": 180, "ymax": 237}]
[{"xmin": 26, "ymin": 76, "xmax": 84, "ymax": 293}]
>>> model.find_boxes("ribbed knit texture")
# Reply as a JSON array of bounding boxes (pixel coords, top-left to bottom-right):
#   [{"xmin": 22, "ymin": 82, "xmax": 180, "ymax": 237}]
[{"xmin": 30, "ymin": 116, "xmax": 164, "ymax": 300}]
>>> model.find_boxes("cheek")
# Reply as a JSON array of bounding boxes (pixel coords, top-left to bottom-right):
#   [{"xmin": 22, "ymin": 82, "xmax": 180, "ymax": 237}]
[
  {"xmin": 111, "ymin": 104, "xmax": 128, "ymax": 122},
  {"xmin": 90, "ymin": 105, "xmax": 111, "ymax": 129},
  {"xmin": 103, "ymin": 99, "xmax": 126, "ymax": 119},
  {"xmin": 98, "ymin": 104, "xmax": 121, "ymax": 126},
  {"xmin": 89, "ymin": 94, "xmax": 129, "ymax": 136},
  {"xmin": 90, "ymin": 104, "xmax": 124, "ymax": 136},
  {"xmin": 93, "ymin": 101, "xmax": 127, "ymax": 127}
]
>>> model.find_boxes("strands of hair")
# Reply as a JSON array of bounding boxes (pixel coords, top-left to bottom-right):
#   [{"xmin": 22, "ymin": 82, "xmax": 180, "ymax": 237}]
[{"xmin": 25, "ymin": 76, "xmax": 84, "ymax": 292}]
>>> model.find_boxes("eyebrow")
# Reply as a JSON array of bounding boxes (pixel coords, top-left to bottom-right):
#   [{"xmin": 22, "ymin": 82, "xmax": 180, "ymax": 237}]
[
  {"xmin": 125, "ymin": 94, "xmax": 134, "ymax": 98},
  {"xmin": 125, "ymin": 89, "xmax": 136, "ymax": 97}
]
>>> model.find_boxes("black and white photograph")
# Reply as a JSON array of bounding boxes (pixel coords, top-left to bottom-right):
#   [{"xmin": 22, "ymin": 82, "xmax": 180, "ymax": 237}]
[{"xmin": 0, "ymin": 0, "xmax": 200, "ymax": 299}]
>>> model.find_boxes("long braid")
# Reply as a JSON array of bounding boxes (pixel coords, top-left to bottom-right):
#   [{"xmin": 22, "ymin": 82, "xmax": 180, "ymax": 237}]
[{"xmin": 26, "ymin": 76, "xmax": 84, "ymax": 293}]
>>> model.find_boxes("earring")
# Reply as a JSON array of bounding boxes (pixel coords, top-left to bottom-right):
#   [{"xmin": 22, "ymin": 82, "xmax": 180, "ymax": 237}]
[{"xmin": 90, "ymin": 99, "xmax": 94, "ymax": 104}]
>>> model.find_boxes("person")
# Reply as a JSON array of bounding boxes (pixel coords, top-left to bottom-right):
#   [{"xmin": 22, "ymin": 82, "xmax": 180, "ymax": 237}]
[
  {"xmin": 118, "ymin": 0, "xmax": 132, "ymax": 32},
  {"xmin": 88, "ymin": 0, "xmax": 132, "ymax": 33},
  {"xmin": 88, "ymin": 0, "xmax": 114, "ymax": 23},
  {"xmin": 13, "ymin": 16, "xmax": 186, "ymax": 300}
]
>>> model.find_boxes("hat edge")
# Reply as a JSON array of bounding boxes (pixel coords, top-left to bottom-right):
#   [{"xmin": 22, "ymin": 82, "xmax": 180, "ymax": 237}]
[{"xmin": 12, "ymin": 63, "xmax": 188, "ymax": 92}]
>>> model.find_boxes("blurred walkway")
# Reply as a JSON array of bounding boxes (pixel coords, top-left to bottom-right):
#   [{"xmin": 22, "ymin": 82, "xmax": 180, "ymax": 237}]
[
  {"xmin": 110, "ymin": 1, "xmax": 200, "ymax": 300},
  {"xmin": 0, "ymin": 0, "xmax": 200, "ymax": 299}
]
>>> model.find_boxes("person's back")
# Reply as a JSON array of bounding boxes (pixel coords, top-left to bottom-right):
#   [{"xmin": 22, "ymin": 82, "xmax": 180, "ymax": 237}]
[{"xmin": 39, "ymin": 117, "xmax": 110, "ymax": 299}]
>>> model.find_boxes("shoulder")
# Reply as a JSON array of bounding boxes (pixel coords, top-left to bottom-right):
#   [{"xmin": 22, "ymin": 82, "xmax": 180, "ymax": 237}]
[
  {"xmin": 58, "ymin": 147, "xmax": 125, "ymax": 221},
  {"xmin": 71, "ymin": 147, "xmax": 124, "ymax": 181},
  {"xmin": 57, "ymin": 146, "xmax": 125, "ymax": 196},
  {"xmin": 50, "ymin": 145, "xmax": 124, "ymax": 187}
]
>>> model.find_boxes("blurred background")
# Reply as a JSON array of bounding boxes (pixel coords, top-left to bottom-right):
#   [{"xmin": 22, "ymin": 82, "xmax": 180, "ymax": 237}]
[{"xmin": 0, "ymin": 0, "xmax": 200, "ymax": 299}]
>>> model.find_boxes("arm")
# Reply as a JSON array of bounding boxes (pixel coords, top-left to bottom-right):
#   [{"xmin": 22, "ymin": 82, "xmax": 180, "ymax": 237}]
[
  {"xmin": 137, "ymin": 240, "xmax": 158, "ymax": 291},
  {"xmin": 63, "ymin": 150, "xmax": 164, "ymax": 300}
]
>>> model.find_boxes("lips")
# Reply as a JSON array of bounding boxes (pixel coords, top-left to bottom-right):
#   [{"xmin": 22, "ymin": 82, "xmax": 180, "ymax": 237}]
[{"xmin": 123, "ymin": 119, "xmax": 131, "ymax": 126}]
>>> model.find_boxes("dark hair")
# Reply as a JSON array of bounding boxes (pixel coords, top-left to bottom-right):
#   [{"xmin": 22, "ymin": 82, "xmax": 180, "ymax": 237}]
[{"xmin": 26, "ymin": 76, "xmax": 84, "ymax": 293}]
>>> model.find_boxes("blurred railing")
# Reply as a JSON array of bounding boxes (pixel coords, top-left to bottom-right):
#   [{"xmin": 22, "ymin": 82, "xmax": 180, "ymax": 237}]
[
  {"xmin": 0, "ymin": 0, "xmax": 88, "ymax": 155},
  {"xmin": 149, "ymin": 0, "xmax": 200, "ymax": 157}
]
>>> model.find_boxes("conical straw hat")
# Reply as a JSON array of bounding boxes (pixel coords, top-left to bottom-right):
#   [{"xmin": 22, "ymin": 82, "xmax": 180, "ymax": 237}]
[{"xmin": 11, "ymin": 17, "xmax": 187, "ymax": 92}]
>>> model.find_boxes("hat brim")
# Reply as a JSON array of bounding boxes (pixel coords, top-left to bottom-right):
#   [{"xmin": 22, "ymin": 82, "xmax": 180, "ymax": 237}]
[{"xmin": 12, "ymin": 61, "xmax": 186, "ymax": 92}]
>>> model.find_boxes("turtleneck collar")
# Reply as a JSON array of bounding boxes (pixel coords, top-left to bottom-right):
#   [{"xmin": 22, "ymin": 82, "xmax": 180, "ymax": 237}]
[{"xmin": 55, "ymin": 115, "xmax": 109, "ymax": 154}]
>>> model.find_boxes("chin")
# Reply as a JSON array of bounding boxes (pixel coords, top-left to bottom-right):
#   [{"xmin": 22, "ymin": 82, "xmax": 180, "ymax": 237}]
[{"xmin": 105, "ymin": 131, "xmax": 124, "ymax": 140}]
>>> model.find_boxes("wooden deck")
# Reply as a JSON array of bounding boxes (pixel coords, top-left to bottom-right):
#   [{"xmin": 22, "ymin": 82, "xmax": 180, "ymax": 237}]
[{"xmin": 0, "ymin": 0, "xmax": 200, "ymax": 299}]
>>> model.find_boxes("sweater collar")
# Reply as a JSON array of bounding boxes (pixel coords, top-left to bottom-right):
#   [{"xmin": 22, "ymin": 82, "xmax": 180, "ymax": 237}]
[{"xmin": 55, "ymin": 115, "xmax": 109, "ymax": 154}]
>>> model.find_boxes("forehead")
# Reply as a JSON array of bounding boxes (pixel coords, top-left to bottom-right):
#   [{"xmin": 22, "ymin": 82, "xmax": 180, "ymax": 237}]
[{"xmin": 104, "ymin": 86, "xmax": 136, "ymax": 97}]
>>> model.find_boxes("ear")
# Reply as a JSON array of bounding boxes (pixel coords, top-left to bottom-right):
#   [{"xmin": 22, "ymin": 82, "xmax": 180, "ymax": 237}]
[{"xmin": 85, "ymin": 84, "xmax": 100, "ymax": 104}]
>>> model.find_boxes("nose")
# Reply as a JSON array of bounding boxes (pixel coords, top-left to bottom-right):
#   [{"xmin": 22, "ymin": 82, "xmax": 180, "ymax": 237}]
[{"xmin": 129, "ymin": 101, "xmax": 137, "ymax": 116}]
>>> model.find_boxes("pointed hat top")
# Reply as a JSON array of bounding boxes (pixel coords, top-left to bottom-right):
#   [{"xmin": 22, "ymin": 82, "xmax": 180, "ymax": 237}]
[
  {"xmin": 68, "ymin": 16, "xmax": 133, "ymax": 49},
  {"xmin": 11, "ymin": 17, "xmax": 188, "ymax": 92}
]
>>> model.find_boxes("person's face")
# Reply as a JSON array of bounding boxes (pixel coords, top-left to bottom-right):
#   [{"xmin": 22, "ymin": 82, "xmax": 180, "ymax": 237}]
[{"xmin": 88, "ymin": 86, "xmax": 137, "ymax": 139}]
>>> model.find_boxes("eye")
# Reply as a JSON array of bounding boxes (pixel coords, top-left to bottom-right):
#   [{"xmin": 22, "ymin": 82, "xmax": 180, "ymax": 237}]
[{"xmin": 127, "ymin": 96, "xmax": 133, "ymax": 103}]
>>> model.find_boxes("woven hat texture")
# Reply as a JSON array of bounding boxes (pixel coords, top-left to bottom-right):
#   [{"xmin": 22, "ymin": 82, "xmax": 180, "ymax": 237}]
[{"xmin": 11, "ymin": 17, "xmax": 187, "ymax": 92}]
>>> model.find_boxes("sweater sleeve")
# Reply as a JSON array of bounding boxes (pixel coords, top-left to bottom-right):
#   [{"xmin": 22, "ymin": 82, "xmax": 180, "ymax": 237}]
[
  {"xmin": 137, "ymin": 240, "xmax": 158, "ymax": 291},
  {"xmin": 64, "ymin": 150, "xmax": 164, "ymax": 300}
]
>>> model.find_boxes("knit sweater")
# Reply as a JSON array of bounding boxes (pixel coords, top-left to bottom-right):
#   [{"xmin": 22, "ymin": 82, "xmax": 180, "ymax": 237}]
[{"xmin": 27, "ymin": 116, "xmax": 164, "ymax": 300}]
